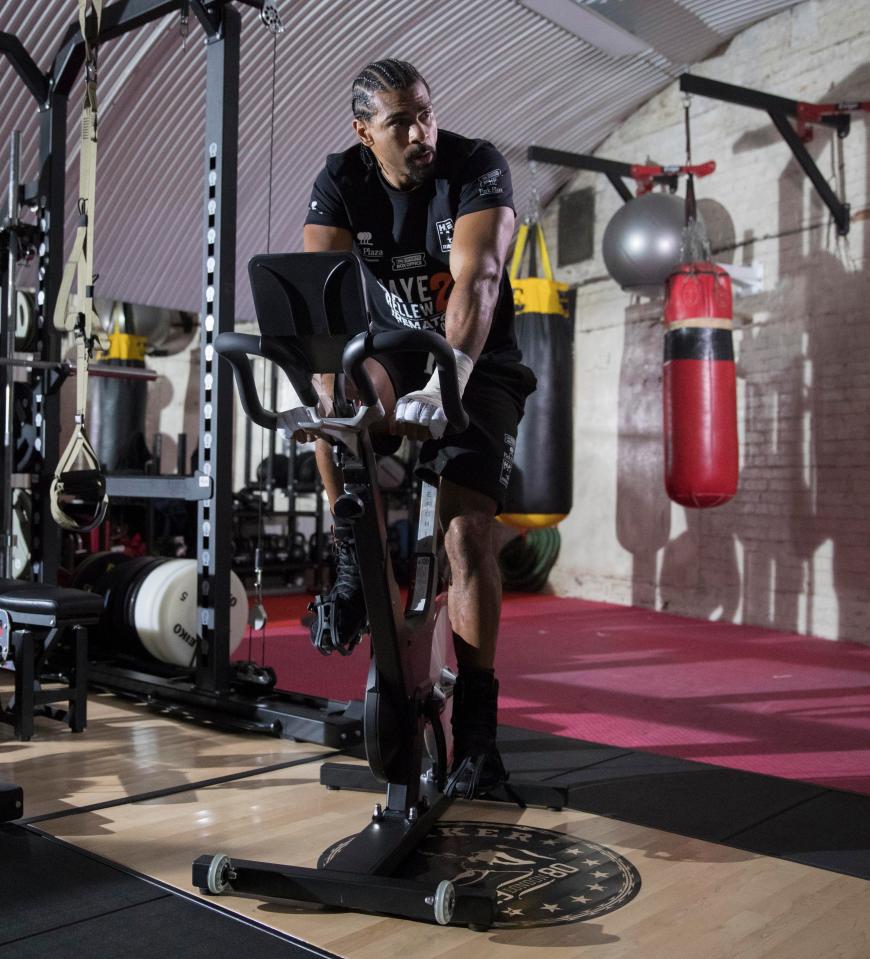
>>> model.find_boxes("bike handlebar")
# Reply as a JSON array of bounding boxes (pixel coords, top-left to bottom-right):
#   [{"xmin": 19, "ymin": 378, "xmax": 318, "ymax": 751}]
[
  {"xmin": 214, "ymin": 328, "xmax": 469, "ymax": 434},
  {"xmin": 213, "ymin": 332, "xmax": 320, "ymax": 430},
  {"xmin": 343, "ymin": 330, "xmax": 470, "ymax": 433}
]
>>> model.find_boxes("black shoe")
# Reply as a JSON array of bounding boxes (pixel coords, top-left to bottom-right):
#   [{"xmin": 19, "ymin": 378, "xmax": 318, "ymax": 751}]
[
  {"xmin": 308, "ymin": 525, "xmax": 367, "ymax": 656},
  {"xmin": 446, "ymin": 667, "xmax": 508, "ymax": 799}
]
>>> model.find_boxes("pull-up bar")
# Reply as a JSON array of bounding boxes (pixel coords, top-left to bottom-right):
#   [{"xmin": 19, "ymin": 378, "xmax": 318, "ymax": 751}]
[
  {"xmin": 679, "ymin": 73, "xmax": 856, "ymax": 235},
  {"xmin": 526, "ymin": 146, "xmax": 714, "ymax": 203}
]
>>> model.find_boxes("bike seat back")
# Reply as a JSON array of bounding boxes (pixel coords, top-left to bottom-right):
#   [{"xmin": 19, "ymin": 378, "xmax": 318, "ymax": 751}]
[{"xmin": 249, "ymin": 252, "xmax": 369, "ymax": 374}]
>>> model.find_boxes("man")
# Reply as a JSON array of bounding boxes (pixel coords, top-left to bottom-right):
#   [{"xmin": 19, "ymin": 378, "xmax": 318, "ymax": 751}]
[{"xmin": 298, "ymin": 58, "xmax": 535, "ymax": 797}]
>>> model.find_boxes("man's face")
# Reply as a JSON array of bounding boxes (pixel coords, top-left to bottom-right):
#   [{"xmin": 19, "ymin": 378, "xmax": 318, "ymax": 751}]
[{"xmin": 353, "ymin": 80, "xmax": 437, "ymax": 189}]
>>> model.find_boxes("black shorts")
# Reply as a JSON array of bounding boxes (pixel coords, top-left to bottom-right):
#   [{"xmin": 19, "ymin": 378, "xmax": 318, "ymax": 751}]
[{"xmin": 376, "ymin": 351, "xmax": 537, "ymax": 512}]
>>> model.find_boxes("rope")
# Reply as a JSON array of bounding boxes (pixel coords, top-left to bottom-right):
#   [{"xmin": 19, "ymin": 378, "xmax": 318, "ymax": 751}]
[
  {"xmin": 246, "ymin": 18, "xmax": 284, "ymax": 657},
  {"xmin": 498, "ymin": 528, "xmax": 561, "ymax": 593}
]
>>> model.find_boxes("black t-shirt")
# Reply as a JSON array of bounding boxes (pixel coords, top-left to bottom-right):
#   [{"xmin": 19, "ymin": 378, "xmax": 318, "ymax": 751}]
[{"xmin": 304, "ymin": 130, "xmax": 518, "ymax": 359}]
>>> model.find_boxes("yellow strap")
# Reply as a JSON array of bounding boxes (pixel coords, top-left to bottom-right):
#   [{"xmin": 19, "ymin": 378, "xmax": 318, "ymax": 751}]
[
  {"xmin": 509, "ymin": 222, "xmax": 530, "ymax": 280},
  {"xmin": 533, "ymin": 223, "xmax": 554, "ymax": 281},
  {"xmin": 509, "ymin": 222, "xmax": 556, "ymax": 281}
]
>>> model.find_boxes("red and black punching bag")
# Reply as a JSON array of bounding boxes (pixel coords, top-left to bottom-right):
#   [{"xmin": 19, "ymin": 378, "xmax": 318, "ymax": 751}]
[{"xmin": 662, "ymin": 262, "xmax": 738, "ymax": 508}]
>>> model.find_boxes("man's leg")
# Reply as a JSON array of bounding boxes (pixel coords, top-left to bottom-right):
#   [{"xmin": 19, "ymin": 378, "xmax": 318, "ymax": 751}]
[
  {"xmin": 440, "ymin": 479, "xmax": 500, "ymax": 668},
  {"xmin": 310, "ymin": 359, "xmax": 398, "ymax": 654},
  {"xmin": 440, "ymin": 479, "xmax": 507, "ymax": 796}
]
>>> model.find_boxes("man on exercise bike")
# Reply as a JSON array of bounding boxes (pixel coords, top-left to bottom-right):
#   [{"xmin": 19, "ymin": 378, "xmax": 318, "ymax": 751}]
[{"xmin": 286, "ymin": 59, "xmax": 535, "ymax": 799}]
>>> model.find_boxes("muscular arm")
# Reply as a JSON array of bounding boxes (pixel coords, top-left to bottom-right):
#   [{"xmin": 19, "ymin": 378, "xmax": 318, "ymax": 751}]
[
  {"xmin": 303, "ymin": 223, "xmax": 353, "ymax": 252},
  {"xmin": 446, "ymin": 207, "xmax": 516, "ymax": 361}
]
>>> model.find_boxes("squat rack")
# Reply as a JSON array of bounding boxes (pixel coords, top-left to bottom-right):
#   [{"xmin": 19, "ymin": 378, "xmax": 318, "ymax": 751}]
[{"xmin": 0, "ymin": 1, "xmax": 360, "ymax": 746}]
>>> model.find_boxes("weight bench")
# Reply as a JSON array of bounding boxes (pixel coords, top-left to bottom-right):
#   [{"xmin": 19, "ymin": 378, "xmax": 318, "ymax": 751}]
[
  {"xmin": 0, "ymin": 782, "xmax": 23, "ymax": 821},
  {"xmin": 0, "ymin": 581, "xmax": 103, "ymax": 741}
]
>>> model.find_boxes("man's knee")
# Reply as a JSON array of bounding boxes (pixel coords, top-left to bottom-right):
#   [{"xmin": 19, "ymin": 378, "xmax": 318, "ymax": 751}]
[{"xmin": 441, "ymin": 483, "xmax": 498, "ymax": 575}]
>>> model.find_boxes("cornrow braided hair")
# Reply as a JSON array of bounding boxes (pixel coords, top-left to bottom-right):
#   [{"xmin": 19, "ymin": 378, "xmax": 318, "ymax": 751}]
[{"xmin": 351, "ymin": 58, "xmax": 429, "ymax": 121}]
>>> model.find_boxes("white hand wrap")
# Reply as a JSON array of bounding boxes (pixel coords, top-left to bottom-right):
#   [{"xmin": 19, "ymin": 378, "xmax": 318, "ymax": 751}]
[{"xmin": 395, "ymin": 347, "xmax": 473, "ymax": 439}]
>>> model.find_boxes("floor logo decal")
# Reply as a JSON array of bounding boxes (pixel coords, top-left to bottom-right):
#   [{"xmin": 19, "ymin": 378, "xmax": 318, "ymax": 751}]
[{"xmin": 322, "ymin": 820, "xmax": 641, "ymax": 927}]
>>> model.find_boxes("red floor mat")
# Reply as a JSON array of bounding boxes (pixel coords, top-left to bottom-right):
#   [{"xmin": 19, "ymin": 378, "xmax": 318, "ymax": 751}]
[{"xmin": 245, "ymin": 592, "xmax": 870, "ymax": 795}]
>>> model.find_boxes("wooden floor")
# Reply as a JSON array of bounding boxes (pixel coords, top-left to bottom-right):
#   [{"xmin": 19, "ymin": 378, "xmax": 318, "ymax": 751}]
[{"xmin": 3, "ymin": 683, "xmax": 869, "ymax": 959}]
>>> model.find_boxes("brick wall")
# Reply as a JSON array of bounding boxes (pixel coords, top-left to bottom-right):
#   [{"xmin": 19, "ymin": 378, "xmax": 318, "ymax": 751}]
[{"xmin": 539, "ymin": 0, "xmax": 870, "ymax": 642}]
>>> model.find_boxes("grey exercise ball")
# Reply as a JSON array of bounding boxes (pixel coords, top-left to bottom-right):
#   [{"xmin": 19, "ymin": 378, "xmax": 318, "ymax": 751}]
[{"xmin": 602, "ymin": 192, "xmax": 688, "ymax": 292}]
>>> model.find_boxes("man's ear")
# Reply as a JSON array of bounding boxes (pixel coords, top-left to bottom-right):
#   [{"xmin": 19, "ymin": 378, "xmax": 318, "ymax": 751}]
[{"xmin": 353, "ymin": 118, "xmax": 374, "ymax": 148}]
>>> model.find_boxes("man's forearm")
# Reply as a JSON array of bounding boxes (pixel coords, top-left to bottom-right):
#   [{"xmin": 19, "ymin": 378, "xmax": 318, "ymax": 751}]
[{"xmin": 443, "ymin": 271, "xmax": 502, "ymax": 362}]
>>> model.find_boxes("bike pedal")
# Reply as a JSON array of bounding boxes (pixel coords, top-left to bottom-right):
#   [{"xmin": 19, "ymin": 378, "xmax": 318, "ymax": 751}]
[
  {"xmin": 308, "ymin": 599, "xmax": 365, "ymax": 656},
  {"xmin": 308, "ymin": 598, "xmax": 338, "ymax": 656}
]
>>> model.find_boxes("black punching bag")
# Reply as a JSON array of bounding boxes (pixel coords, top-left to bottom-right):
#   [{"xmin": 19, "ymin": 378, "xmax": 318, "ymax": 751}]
[
  {"xmin": 89, "ymin": 301, "xmax": 148, "ymax": 470},
  {"xmin": 502, "ymin": 223, "xmax": 574, "ymax": 528}
]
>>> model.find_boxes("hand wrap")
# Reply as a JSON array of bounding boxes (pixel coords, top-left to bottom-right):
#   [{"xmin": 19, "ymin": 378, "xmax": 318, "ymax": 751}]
[{"xmin": 394, "ymin": 347, "xmax": 473, "ymax": 439}]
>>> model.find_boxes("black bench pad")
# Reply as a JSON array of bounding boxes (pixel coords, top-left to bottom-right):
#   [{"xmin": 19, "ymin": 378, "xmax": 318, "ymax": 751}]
[
  {"xmin": 0, "ymin": 783, "xmax": 24, "ymax": 822},
  {"xmin": 0, "ymin": 581, "xmax": 104, "ymax": 623}
]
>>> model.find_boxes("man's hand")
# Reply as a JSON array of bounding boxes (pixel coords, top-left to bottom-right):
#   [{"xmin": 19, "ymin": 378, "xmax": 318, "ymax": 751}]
[
  {"xmin": 393, "ymin": 347, "xmax": 474, "ymax": 440},
  {"xmin": 394, "ymin": 387, "xmax": 450, "ymax": 440},
  {"xmin": 277, "ymin": 405, "xmax": 320, "ymax": 443}
]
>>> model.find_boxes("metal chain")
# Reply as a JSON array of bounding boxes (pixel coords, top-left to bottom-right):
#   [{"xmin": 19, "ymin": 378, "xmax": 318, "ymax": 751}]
[{"xmin": 527, "ymin": 157, "xmax": 541, "ymax": 225}]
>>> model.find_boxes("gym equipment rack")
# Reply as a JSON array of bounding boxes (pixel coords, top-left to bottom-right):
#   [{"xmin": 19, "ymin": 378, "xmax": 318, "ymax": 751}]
[{"xmin": 0, "ymin": 1, "xmax": 360, "ymax": 747}]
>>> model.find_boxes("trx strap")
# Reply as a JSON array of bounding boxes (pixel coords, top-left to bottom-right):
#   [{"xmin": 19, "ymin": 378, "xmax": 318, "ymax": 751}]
[{"xmin": 51, "ymin": 0, "xmax": 110, "ymax": 532}]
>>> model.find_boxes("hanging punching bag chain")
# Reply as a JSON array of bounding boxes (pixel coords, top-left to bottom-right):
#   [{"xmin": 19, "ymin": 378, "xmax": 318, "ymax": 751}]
[{"xmin": 526, "ymin": 157, "xmax": 541, "ymax": 226}]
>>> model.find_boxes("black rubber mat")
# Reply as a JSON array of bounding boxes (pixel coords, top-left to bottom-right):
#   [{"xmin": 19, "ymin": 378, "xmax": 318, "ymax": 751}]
[
  {"xmin": 498, "ymin": 725, "xmax": 632, "ymax": 778},
  {"xmin": 1, "ymin": 824, "xmax": 165, "ymax": 944},
  {"xmin": 1, "ymin": 825, "xmax": 337, "ymax": 958},
  {"xmin": 498, "ymin": 726, "xmax": 870, "ymax": 880},
  {"xmin": 726, "ymin": 790, "xmax": 870, "ymax": 879},
  {"xmin": 549, "ymin": 749, "xmax": 827, "ymax": 842}
]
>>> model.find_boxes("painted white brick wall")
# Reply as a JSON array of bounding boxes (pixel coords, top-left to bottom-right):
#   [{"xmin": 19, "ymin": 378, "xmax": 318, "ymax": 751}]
[{"xmin": 540, "ymin": 0, "xmax": 870, "ymax": 643}]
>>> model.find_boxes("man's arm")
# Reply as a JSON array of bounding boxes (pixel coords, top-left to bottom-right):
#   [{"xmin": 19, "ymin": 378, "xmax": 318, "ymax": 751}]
[
  {"xmin": 303, "ymin": 224, "xmax": 353, "ymax": 252},
  {"xmin": 445, "ymin": 206, "xmax": 516, "ymax": 361},
  {"xmin": 392, "ymin": 206, "xmax": 515, "ymax": 439}
]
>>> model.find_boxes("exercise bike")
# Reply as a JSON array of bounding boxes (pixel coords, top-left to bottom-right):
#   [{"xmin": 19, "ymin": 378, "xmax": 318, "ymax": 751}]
[{"xmin": 193, "ymin": 252, "xmax": 564, "ymax": 927}]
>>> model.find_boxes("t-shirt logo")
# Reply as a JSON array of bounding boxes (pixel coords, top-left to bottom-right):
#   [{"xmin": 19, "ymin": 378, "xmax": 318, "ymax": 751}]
[
  {"xmin": 500, "ymin": 433, "xmax": 516, "ymax": 487},
  {"xmin": 392, "ymin": 252, "xmax": 426, "ymax": 272},
  {"xmin": 356, "ymin": 230, "xmax": 382, "ymax": 259},
  {"xmin": 478, "ymin": 168, "xmax": 504, "ymax": 196},
  {"xmin": 436, "ymin": 218, "xmax": 454, "ymax": 253}
]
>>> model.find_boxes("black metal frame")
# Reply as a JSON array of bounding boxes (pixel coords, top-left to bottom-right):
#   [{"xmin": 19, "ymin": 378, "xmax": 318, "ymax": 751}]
[
  {"xmin": 0, "ymin": 1, "xmax": 362, "ymax": 747},
  {"xmin": 679, "ymin": 74, "xmax": 851, "ymax": 236},
  {"xmin": 531, "ymin": 75, "xmax": 853, "ymax": 235},
  {"xmin": 528, "ymin": 146, "xmax": 636, "ymax": 202}
]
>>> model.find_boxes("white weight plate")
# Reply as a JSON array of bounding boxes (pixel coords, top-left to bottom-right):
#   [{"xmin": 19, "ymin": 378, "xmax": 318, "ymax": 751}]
[{"xmin": 134, "ymin": 560, "xmax": 248, "ymax": 666}]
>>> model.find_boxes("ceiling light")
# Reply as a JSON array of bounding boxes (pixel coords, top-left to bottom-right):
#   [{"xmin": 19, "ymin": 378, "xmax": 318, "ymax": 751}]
[{"xmin": 518, "ymin": 0, "xmax": 651, "ymax": 58}]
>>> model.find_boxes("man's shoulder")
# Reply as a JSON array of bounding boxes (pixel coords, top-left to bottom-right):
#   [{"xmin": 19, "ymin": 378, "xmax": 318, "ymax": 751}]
[
  {"xmin": 436, "ymin": 130, "xmax": 508, "ymax": 180},
  {"xmin": 320, "ymin": 144, "xmax": 369, "ymax": 182}
]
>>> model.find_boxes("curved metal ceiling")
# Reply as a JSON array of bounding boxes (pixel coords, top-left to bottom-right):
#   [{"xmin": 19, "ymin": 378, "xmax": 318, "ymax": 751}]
[{"xmin": 0, "ymin": 0, "xmax": 800, "ymax": 320}]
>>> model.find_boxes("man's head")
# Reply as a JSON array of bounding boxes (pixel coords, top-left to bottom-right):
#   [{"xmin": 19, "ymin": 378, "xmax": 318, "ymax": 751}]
[{"xmin": 351, "ymin": 59, "xmax": 437, "ymax": 190}]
